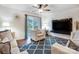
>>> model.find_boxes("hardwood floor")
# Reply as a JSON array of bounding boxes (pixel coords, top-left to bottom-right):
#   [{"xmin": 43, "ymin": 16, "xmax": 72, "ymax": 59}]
[{"xmin": 17, "ymin": 39, "xmax": 26, "ymax": 47}]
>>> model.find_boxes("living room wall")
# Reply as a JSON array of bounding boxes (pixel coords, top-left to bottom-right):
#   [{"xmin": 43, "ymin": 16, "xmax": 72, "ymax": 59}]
[
  {"xmin": 0, "ymin": 13, "xmax": 25, "ymax": 40},
  {"xmin": 0, "ymin": 5, "xmax": 40, "ymax": 40},
  {"xmin": 41, "ymin": 7, "xmax": 79, "ymax": 32},
  {"xmin": 41, "ymin": 12, "xmax": 53, "ymax": 31}
]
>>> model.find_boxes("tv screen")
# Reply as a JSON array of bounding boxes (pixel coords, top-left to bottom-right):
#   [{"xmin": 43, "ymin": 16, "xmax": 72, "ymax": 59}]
[{"xmin": 52, "ymin": 18, "xmax": 72, "ymax": 35}]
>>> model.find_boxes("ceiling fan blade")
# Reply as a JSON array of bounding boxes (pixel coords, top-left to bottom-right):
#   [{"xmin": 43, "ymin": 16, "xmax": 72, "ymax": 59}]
[
  {"xmin": 44, "ymin": 4, "xmax": 48, "ymax": 8},
  {"xmin": 32, "ymin": 6, "xmax": 39, "ymax": 9},
  {"xmin": 38, "ymin": 4, "xmax": 43, "ymax": 9},
  {"xmin": 40, "ymin": 4, "xmax": 48, "ymax": 9},
  {"xmin": 44, "ymin": 9, "xmax": 50, "ymax": 11}
]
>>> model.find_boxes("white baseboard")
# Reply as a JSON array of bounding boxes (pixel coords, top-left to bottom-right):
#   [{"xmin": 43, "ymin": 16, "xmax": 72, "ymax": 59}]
[{"xmin": 48, "ymin": 32, "xmax": 70, "ymax": 40}]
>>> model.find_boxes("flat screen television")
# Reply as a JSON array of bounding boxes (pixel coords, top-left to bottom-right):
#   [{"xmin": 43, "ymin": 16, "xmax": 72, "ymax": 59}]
[{"xmin": 52, "ymin": 18, "xmax": 72, "ymax": 35}]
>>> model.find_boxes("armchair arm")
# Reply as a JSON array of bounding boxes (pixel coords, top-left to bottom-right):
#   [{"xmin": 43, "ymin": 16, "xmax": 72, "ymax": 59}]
[{"xmin": 70, "ymin": 31, "xmax": 79, "ymax": 47}]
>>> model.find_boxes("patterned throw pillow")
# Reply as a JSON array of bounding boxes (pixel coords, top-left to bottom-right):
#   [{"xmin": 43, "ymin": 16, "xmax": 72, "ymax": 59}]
[
  {"xmin": 0, "ymin": 42, "xmax": 11, "ymax": 54},
  {"xmin": 0, "ymin": 30, "xmax": 13, "ymax": 42},
  {"xmin": 0, "ymin": 30, "xmax": 13, "ymax": 54}
]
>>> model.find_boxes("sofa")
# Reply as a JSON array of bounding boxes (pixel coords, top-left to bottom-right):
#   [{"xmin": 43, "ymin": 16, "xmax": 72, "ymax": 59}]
[
  {"xmin": 0, "ymin": 30, "xmax": 28, "ymax": 54},
  {"xmin": 51, "ymin": 43, "xmax": 79, "ymax": 54},
  {"xmin": 51, "ymin": 31, "xmax": 79, "ymax": 54}
]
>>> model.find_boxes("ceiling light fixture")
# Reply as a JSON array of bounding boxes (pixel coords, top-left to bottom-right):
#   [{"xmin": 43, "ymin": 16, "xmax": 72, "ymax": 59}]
[
  {"xmin": 38, "ymin": 9, "xmax": 43, "ymax": 13},
  {"xmin": 33, "ymin": 4, "xmax": 38, "ymax": 7}
]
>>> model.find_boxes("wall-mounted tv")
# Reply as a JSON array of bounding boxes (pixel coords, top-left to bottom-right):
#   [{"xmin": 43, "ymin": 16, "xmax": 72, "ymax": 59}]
[{"xmin": 52, "ymin": 18, "xmax": 72, "ymax": 35}]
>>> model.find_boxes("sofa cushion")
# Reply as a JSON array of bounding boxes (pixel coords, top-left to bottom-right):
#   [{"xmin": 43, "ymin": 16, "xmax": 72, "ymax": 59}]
[
  {"xmin": 71, "ymin": 31, "xmax": 79, "ymax": 47},
  {"xmin": 73, "ymin": 31, "xmax": 79, "ymax": 40},
  {"xmin": 51, "ymin": 43, "xmax": 79, "ymax": 54}
]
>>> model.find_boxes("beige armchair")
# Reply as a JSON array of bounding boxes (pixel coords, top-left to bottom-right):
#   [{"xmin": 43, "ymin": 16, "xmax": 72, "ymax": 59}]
[{"xmin": 31, "ymin": 29, "xmax": 46, "ymax": 41}]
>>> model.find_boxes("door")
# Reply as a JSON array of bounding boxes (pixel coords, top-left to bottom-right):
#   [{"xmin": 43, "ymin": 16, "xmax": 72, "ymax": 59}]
[{"xmin": 25, "ymin": 15, "xmax": 41, "ymax": 41}]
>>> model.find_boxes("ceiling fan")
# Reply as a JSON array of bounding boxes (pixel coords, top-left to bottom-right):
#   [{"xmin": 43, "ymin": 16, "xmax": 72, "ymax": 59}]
[{"xmin": 32, "ymin": 4, "xmax": 50, "ymax": 12}]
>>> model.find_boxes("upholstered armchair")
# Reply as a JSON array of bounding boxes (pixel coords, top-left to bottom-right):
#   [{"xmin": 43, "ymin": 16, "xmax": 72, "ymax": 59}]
[{"xmin": 31, "ymin": 29, "xmax": 46, "ymax": 41}]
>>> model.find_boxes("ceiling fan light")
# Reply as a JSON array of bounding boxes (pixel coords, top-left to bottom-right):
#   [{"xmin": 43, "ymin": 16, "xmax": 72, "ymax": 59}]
[
  {"xmin": 38, "ymin": 9, "xmax": 43, "ymax": 12},
  {"xmin": 33, "ymin": 4, "xmax": 38, "ymax": 7}
]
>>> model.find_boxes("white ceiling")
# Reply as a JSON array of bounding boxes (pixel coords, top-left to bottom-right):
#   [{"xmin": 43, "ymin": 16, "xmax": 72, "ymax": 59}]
[
  {"xmin": 0, "ymin": 4, "xmax": 79, "ymax": 14},
  {"xmin": 48, "ymin": 4, "xmax": 79, "ymax": 12}
]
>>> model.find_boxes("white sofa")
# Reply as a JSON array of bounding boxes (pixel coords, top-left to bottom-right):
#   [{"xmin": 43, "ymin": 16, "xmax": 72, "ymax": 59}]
[
  {"xmin": 11, "ymin": 32, "xmax": 28, "ymax": 54},
  {"xmin": 0, "ymin": 30, "xmax": 28, "ymax": 54},
  {"xmin": 51, "ymin": 43, "xmax": 79, "ymax": 54},
  {"xmin": 70, "ymin": 31, "xmax": 79, "ymax": 47},
  {"xmin": 51, "ymin": 31, "xmax": 79, "ymax": 54}
]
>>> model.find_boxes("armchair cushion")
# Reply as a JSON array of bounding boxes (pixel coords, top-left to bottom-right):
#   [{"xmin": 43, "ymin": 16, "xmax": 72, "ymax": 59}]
[{"xmin": 31, "ymin": 29, "xmax": 45, "ymax": 41}]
